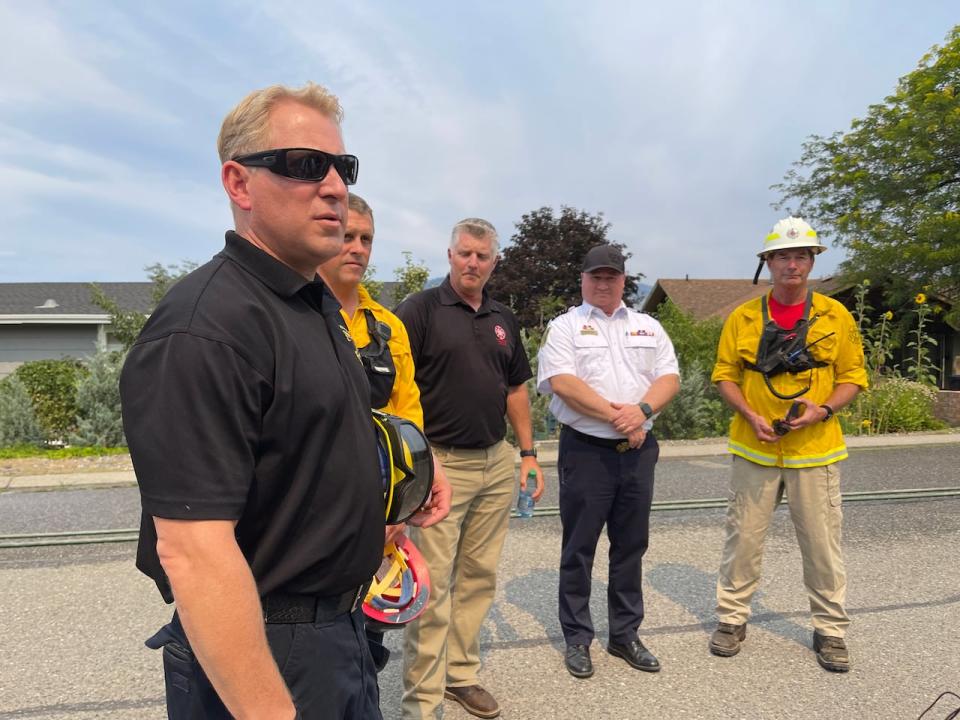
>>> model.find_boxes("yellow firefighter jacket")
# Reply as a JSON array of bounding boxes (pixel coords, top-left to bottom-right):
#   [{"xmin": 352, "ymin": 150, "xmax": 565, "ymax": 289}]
[{"xmin": 711, "ymin": 291, "xmax": 868, "ymax": 468}]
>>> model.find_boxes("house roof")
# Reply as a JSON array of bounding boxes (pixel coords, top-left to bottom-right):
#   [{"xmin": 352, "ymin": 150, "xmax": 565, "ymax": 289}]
[
  {"xmin": 640, "ymin": 277, "xmax": 851, "ymax": 321},
  {"xmin": 0, "ymin": 280, "xmax": 406, "ymax": 320},
  {"xmin": 0, "ymin": 282, "xmax": 154, "ymax": 317}
]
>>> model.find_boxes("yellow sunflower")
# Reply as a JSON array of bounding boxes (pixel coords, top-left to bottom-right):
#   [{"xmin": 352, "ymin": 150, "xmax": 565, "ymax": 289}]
[
  {"xmin": 915, "ymin": 293, "xmax": 927, "ymax": 305},
  {"xmin": 883, "ymin": 310, "xmax": 893, "ymax": 320}
]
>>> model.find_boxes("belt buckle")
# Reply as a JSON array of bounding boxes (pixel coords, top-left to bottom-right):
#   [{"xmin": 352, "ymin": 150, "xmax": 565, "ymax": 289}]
[{"xmin": 615, "ymin": 441, "xmax": 630, "ymax": 453}]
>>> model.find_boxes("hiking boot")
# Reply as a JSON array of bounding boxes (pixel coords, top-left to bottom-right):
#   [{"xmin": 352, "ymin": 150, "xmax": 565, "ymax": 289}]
[
  {"xmin": 709, "ymin": 622, "xmax": 746, "ymax": 657},
  {"xmin": 444, "ymin": 685, "xmax": 501, "ymax": 718},
  {"xmin": 813, "ymin": 632, "xmax": 850, "ymax": 672}
]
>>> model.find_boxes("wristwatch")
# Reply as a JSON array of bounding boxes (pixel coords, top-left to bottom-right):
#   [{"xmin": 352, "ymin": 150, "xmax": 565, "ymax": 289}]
[
  {"xmin": 820, "ymin": 404, "xmax": 835, "ymax": 422},
  {"xmin": 519, "ymin": 448, "xmax": 538, "ymax": 458},
  {"xmin": 638, "ymin": 402, "xmax": 653, "ymax": 420}
]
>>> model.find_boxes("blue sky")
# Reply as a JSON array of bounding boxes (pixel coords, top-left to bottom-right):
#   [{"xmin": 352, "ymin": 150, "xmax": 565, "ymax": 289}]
[{"xmin": 1, "ymin": 1, "xmax": 956, "ymax": 286}]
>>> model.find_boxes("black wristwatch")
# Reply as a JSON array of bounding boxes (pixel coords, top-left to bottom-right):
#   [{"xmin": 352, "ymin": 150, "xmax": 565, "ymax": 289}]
[
  {"xmin": 519, "ymin": 448, "xmax": 537, "ymax": 458},
  {"xmin": 820, "ymin": 404, "xmax": 835, "ymax": 422},
  {"xmin": 638, "ymin": 402, "xmax": 653, "ymax": 420}
]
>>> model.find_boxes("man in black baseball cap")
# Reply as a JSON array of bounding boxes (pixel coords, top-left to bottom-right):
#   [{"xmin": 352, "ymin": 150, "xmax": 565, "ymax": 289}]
[
  {"xmin": 581, "ymin": 244, "xmax": 626, "ymax": 273},
  {"xmin": 538, "ymin": 243, "xmax": 680, "ymax": 680}
]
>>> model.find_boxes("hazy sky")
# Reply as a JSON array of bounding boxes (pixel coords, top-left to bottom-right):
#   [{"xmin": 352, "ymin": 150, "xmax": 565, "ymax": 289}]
[{"xmin": 1, "ymin": 1, "xmax": 956, "ymax": 285}]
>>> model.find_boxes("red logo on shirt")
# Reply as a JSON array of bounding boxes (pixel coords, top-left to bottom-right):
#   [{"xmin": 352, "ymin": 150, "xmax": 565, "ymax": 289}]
[{"xmin": 494, "ymin": 325, "xmax": 507, "ymax": 345}]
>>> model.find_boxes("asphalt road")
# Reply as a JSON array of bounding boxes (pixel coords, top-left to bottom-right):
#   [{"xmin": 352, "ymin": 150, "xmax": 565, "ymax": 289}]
[
  {"xmin": 2, "ymin": 444, "xmax": 958, "ymax": 535},
  {"xmin": 1, "ymin": 445, "xmax": 959, "ymax": 719}
]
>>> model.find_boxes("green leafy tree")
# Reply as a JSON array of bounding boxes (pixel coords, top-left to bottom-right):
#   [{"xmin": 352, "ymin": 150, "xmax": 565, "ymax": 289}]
[
  {"xmin": 774, "ymin": 26, "xmax": 960, "ymax": 324},
  {"xmin": 0, "ymin": 376, "xmax": 45, "ymax": 447},
  {"xmin": 487, "ymin": 206, "xmax": 643, "ymax": 329},
  {"xmin": 394, "ymin": 251, "xmax": 429, "ymax": 304},
  {"xmin": 90, "ymin": 260, "xmax": 198, "ymax": 350}
]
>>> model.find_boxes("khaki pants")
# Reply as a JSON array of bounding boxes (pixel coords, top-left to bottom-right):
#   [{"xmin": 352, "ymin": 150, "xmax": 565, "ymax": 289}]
[
  {"xmin": 716, "ymin": 456, "xmax": 849, "ymax": 637},
  {"xmin": 402, "ymin": 440, "xmax": 515, "ymax": 720}
]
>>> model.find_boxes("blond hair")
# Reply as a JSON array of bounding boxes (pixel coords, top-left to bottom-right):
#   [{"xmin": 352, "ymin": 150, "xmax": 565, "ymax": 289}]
[
  {"xmin": 217, "ymin": 82, "xmax": 343, "ymax": 163},
  {"xmin": 450, "ymin": 218, "xmax": 499, "ymax": 254},
  {"xmin": 348, "ymin": 192, "xmax": 375, "ymax": 228}
]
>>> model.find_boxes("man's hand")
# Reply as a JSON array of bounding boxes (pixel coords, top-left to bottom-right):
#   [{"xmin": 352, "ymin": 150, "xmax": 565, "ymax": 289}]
[
  {"xmin": 747, "ymin": 413, "xmax": 779, "ymax": 443},
  {"xmin": 627, "ymin": 427, "xmax": 647, "ymax": 448},
  {"xmin": 519, "ymin": 456, "xmax": 545, "ymax": 500},
  {"xmin": 783, "ymin": 396, "xmax": 827, "ymax": 431},
  {"xmin": 406, "ymin": 454, "xmax": 452, "ymax": 528},
  {"xmin": 384, "ymin": 522, "xmax": 406, "ymax": 546},
  {"xmin": 610, "ymin": 402, "xmax": 648, "ymax": 436}
]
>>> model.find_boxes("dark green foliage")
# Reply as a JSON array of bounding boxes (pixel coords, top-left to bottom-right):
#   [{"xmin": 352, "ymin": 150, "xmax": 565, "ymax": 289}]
[
  {"xmin": 653, "ymin": 300, "xmax": 732, "ymax": 439},
  {"xmin": 775, "ymin": 26, "xmax": 960, "ymax": 326},
  {"xmin": 487, "ymin": 206, "xmax": 643, "ymax": 329},
  {"xmin": 654, "ymin": 361, "xmax": 730, "ymax": 439},
  {"xmin": 0, "ymin": 376, "xmax": 45, "ymax": 447},
  {"xmin": 13, "ymin": 359, "xmax": 86, "ymax": 442}
]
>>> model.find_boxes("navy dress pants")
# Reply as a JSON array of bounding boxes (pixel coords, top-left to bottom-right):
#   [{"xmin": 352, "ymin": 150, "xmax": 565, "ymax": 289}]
[
  {"xmin": 146, "ymin": 609, "xmax": 382, "ymax": 719},
  {"xmin": 558, "ymin": 428, "xmax": 658, "ymax": 646}
]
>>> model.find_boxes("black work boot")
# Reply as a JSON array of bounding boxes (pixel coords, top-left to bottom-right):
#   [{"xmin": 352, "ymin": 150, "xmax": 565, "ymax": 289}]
[{"xmin": 709, "ymin": 622, "xmax": 747, "ymax": 657}]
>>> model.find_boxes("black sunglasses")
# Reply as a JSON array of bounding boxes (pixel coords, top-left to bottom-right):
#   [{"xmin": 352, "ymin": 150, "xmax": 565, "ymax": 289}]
[{"xmin": 232, "ymin": 147, "xmax": 359, "ymax": 185}]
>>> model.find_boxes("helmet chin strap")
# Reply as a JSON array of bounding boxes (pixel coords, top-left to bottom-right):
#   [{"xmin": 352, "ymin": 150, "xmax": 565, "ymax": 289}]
[{"xmin": 752, "ymin": 258, "xmax": 766, "ymax": 285}]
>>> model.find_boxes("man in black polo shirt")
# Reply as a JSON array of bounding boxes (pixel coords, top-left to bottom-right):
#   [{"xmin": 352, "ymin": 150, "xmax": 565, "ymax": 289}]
[
  {"xmin": 120, "ymin": 83, "xmax": 385, "ymax": 719},
  {"xmin": 397, "ymin": 218, "xmax": 544, "ymax": 720}
]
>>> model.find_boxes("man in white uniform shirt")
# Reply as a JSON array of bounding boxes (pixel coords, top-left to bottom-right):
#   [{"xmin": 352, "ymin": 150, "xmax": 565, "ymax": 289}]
[{"xmin": 537, "ymin": 245, "xmax": 680, "ymax": 680}]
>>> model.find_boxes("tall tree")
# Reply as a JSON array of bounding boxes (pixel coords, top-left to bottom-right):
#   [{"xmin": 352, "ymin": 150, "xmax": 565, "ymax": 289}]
[
  {"xmin": 487, "ymin": 206, "xmax": 642, "ymax": 329},
  {"xmin": 774, "ymin": 26, "xmax": 960, "ymax": 324},
  {"xmin": 90, "ymin": 261, "xmax": 198, "ymax": 350}
]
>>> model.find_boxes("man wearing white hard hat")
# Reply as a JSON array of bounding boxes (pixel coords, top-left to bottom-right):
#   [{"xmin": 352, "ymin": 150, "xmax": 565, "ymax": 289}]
[{"xmin": 708, "ymin": 217, "xmax": 868, "ymax": 672}]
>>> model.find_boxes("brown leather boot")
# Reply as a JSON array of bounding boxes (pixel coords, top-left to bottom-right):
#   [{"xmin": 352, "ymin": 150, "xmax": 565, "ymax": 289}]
[
  {"xmin": 813, "ymin": 632, "xmax": 850, "ymax": 672},
  {"xmin": 444, "ymin": 685, "xmax": 501, "ymax": 718},
  {"xmin": 709, "ymin": 622, "xmax": 747, "ymax": 657}
]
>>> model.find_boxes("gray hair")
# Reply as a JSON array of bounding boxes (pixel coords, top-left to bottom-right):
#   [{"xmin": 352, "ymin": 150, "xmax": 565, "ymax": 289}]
[{"xmin": 450, "ymin": 218, "xmax": 499, "ymax": 253}]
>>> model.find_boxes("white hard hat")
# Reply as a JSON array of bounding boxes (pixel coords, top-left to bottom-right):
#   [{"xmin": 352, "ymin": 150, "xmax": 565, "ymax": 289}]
[{"xmin": 758, "ymin": 217, "xmax": 826, "ymax": 258}]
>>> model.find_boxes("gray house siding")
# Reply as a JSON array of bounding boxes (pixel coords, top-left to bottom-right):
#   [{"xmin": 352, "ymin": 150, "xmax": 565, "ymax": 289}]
[{"xmin": 0, "ymin": 325, "xmax": 103, "ymax": 361}]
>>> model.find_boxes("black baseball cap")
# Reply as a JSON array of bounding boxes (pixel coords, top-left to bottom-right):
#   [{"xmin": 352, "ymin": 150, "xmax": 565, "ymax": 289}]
[{"xmin": 582, "ymin": 245, "xmax": 625, "ymax": 273}]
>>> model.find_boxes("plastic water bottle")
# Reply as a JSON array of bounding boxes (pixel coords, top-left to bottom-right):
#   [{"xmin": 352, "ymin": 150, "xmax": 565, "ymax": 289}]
[{"xmin": 517, "ymin": 470, "xmax": 537, "ymax": 518}]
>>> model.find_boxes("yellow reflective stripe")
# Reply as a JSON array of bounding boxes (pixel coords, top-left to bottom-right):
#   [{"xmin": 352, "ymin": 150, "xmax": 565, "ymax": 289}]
[
  {"xmin": 781, "ymin": 446, "xmax": 847, "ymax": 467},
  {"xmin": 764, "ymin": 230, "xmax": 818, "ymax": 245},
  {"xmin": 728, "ymin": 440, "xmax": 778, "ymax": 466}
]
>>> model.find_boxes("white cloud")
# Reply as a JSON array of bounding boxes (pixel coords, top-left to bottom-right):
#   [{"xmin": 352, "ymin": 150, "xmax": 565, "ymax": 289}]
[{"xmin": 0, "ymin": 2, "xmax": 176, "ymax": 121}]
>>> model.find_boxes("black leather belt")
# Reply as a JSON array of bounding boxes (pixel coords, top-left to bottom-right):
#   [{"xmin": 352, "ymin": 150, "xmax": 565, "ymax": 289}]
[
  {"xmin": 262, "ymin": 582, "xmax": 368, "ymax": 624},
  {"xmin": 562, "ymin": 425, "xmax": 632, "ymax": 453}
]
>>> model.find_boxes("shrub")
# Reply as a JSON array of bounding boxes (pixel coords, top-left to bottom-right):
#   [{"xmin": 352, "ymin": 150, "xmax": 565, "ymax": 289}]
[
  {"xmin": 0, "ymin": 376, "xmax": 45, "ymax": 447},
  {"xmin": 70, "ymin": 350, "xmax": 127, "ymax": 447},
  {"xmin": 13, "ymin": 359, "xmax": 85, "ymax": 442},
  {"xmin": 841, "ymin": 376, "xmax": 945, "ymax": 434},
  {"xmin": 655, "ymin": 361, "xmax": 732, "ymax": 440},
  {"xmin": 653, "ymin": 300, "xmax": 729, "ymax": 439}
]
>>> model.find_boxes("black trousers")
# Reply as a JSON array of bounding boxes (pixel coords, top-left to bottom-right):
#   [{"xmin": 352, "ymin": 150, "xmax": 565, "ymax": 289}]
[
  {"xmin": 146, "ymin": 609, "xmax": 382, "ymax": 719},
  {"xmin": 557, "ymin": 427, "xmax": 658, "ymax": 646}
]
